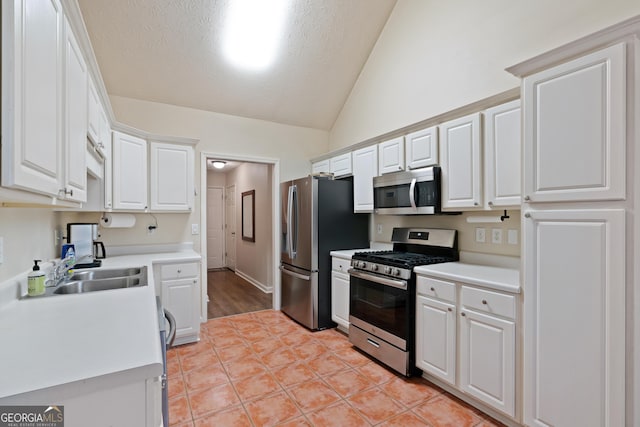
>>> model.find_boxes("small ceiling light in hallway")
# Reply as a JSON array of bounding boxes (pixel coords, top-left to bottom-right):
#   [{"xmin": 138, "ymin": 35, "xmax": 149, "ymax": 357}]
[
  {"xmin": 222, "ymin": 0, "xmax": 290, "ymax": 71},
  {"xmin": 212, "ymin": 161, "xmax": 226, "ymax": 169}
]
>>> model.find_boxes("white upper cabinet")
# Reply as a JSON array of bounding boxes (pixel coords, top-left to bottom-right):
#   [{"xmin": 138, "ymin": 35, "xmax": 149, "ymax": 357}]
[
  {"xmin": 440, "ymin": 112, "xmax": 482, "ymax": 210},
  {"xmin": 406, "ymin": 126, "xmax": 438, "ymax": 170},
  {"xmin": 378, "ymin": 136, "xmax": 405, "ymax": 174},
  {"xmin": 87, "ymin": 77, "xmax": 101, "ymax": 145},
  {"xmin": 311, "ymin": 159, "xmax": 330, "ymax": 175},
  {"xmin": 112, "ymin": 131, "xmax": 148, "ymax": 210},
  {"xmin": 484, "ymin": 100, "xmax": 521, "ymax": 208},
  {"xmin": 102, "ymin": 126, "xmax": 113, "ymax": 209},
  {"xmin": 523, "ymin": 43, "xmax": 626, "ymax": 203},
  {"xmin": 330, "ymin": 152, "xmax": 352, "ymax": 178},
  {"xmin": 352, "ymin": 145, "xmax": 378, "ymax": 212},
  {"xmin": 149, "ymin": 142, "xmax": 194, "ymax": 211},
  {"xmin": 63, "ymin": 16, "xmax": 87, "ymax": 203},
  {"xmin": 1, "ymin": 0, "xmax": 64, "ymax": 197}
]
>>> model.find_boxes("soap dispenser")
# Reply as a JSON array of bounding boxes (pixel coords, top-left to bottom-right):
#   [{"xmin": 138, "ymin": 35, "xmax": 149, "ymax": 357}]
[{"xmin": 27, "ymin": 260, "xmax": 46, "ymax": 297}]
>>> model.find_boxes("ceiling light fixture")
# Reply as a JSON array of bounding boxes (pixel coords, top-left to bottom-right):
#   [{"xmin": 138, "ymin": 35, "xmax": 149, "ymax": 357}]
[
  {"xmin": 212, "ymin": 161, "xmax": 226, "ymax": 169},
  {"xmin": 222, "ymin": 0, "xmax": 290, "ymax": 71}
]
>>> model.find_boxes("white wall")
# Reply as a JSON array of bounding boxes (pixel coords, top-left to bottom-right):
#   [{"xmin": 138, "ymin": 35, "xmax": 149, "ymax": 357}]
[
  {"xmin": 0, "ymin": 209, "xmax": 58, "ymax": 282},
  {"xmin": 329, "ymin": 0, "xmax": 640, "ymax": 149}
]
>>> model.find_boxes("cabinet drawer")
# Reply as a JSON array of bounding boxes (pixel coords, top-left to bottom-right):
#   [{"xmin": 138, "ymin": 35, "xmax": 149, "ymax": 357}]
[
  {"xmin": 417, "ymin": 276, "xmax": 456, "ymax": 303},
  {"xmin": 332, "ymin": 257, "xmax": 350, "ymax": 274},
  {"xmin": 461, "ymin": 285, "xmax": 515, "ymax": 319},
  {"xmin": 160, "ymin": 262, "xmax": 199, "ymax": 280}
]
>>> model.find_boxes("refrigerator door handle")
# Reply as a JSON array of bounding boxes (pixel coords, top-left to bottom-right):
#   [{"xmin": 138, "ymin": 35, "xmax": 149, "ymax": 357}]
[
  {"xmin": 280, "ymin": 266, "xmax": 311, "ymax": 281},
  {"xmin": 286, "ymin": 185, "xmax": 295, "ymax": 259},
  {"xmin": 290, "ymin": 185, "xmax": 298, "ymax": 258}
]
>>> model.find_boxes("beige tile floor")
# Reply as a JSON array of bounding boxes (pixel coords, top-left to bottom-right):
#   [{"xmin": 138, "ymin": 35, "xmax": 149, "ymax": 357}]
[{"xmin": 167, "ymin": 309, "xmax": 506, "ymax": 427}]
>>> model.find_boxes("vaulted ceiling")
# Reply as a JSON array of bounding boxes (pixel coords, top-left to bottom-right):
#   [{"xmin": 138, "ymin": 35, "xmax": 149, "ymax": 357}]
[{"xmin": 78, "ymin": 0, "xmax": 397, "ymax": 130}]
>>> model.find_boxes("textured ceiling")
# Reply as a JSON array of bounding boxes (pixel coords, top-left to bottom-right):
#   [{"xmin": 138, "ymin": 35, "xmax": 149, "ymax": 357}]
[{"xmin": 77, "ymin": 0, "xmax": 397, "ymax": 130}]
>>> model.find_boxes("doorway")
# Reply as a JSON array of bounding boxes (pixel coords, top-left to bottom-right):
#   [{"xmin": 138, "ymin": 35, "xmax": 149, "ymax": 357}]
[{"xmin": 200, "ymin": 154, "xmax": 279, "ymax": 320}]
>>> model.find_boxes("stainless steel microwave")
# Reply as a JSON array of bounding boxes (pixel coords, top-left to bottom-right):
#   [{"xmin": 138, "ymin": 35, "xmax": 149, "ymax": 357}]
[{"xmin": 373, "ymin": 167, "xmax": 441, "ymax": 214}]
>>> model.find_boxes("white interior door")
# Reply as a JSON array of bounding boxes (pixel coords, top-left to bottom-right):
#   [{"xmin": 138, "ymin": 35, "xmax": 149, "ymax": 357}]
[
  {"xmin": 225, "ymin": 185, "xmax": 236, "ymax": 271},
  {"xmin": 207, "ymin": 187, "xmax": 224, "ymax": 269}
]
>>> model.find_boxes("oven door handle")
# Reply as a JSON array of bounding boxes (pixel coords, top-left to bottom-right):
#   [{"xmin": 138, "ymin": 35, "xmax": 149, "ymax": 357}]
[{"xmin": 348, "ymin": 269, "xmax": 408, "ymax": 290}]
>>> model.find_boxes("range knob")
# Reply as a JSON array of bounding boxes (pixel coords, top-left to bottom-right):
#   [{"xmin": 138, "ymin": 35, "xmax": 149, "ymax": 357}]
[
  {"xmin": 384, "ymin": 266, "xmax": 392, "ymax": 275},
  {"xmin": 392, "ymin": 268, "xmax": 401, "ymax": 277},
  {"xmin": 371, "ymin": 264, "xmax": 378, "ymax": 272},
  {"xmin": 357, "ymin": 261, "xmax": 367, "ymax": 269}
]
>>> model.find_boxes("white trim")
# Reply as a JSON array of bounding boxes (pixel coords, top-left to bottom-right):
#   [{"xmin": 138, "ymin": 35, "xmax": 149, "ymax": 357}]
[
  {"xmin": 235, "ymin": 269, "xmax": 273, "ymax": 294},
  {"xmin": 199, "ymin": 152, "xmax": 280, "ymax": 323}
]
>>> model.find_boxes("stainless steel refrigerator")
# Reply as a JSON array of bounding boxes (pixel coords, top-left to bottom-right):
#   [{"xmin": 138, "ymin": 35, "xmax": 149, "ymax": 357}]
[{"xmin": 280, "ymin": 175, "xmax": 369, "ymax": 330}]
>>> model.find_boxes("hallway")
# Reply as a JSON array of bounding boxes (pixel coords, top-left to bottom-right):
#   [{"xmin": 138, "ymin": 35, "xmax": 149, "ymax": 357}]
[{"xmin": 207, "ymin": 269, "xmax": 272, "ymax": 319}]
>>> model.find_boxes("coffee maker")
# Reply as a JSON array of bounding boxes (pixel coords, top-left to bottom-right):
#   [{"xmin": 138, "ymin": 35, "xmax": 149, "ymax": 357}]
[{"xmin": 66, "ymin": 223, "xmax": 105, "ymax": 268}]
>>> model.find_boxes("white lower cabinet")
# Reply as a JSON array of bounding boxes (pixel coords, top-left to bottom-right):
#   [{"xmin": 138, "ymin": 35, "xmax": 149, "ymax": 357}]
[
  {"xmin": 416, "ymin": 274, "xmax": 517, "ymax": 419},
  {"xmin": 157, "ymin": 262, "xmax": 201, "ymax": 345},
  {"xmin": 330, "ymin": 256, "xmax": 350, "ymax": 332}
]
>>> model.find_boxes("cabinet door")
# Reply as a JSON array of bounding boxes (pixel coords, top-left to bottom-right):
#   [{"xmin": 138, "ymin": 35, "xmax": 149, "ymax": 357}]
[
  {"xmin": 378, "ymin": 136, "xmax": 405, "ymax": 174},
  {"xmin": 87, "ymin": 77, "xmax": 101, "ymax": 145},
  {"xmin": 63, "ymin": 17, "xmax": 87, "ymax": 203},
  {"xmin": 484, "ymin": 100, "xmax": 521, "ymax": 208},
  {"xmin": 112, "ymin": 131, "xmax": 148, "ymax": 210},
  {"xmin": 162, "ymin": 277, "xmax": 199, "ymax": 344},
  {"xmin": 459, "ymin": 309, "xmax": 515, "ymax": 417},
  {"xmin": 440, "ymin": 113, "xmax": 482, "ymax": 209},
  {"xmin": 311, "ymin": 159, "xmax": 330, "ymax": 174},
  {"xmin": 352, "ymin": 146, "xmax": 378, "ymax": 212},
  {"xmin": 523, "ymin": 43, "xmax": 625, "ymax": 203},
  {"xmin": 415, "ymin": 294, "xmax": 456, "ymax": 385},
  {"xmin": 330, "ymin": 153, "xmax": 352, "ymax": 178},
  {"xmin": 1, "ymin": 0, "xmax": 63, "ymax": 197},
  {"xmin": 523, "ymin": 209, "xmax": 625, "ymax": 427},
  {"xmin": 406, "ymin": 126, "xmax": 438, "ymax": 170},
  {"xmin": 330, "ymin": 270, "xmax": 350, "ymax": 330},
  {"xmin": 149, "ymin": 142, "xmax": 194, "ymax": 211},
  {"xmin": 102, "ymin": 125, "xmax": 113, "ymax": 209}
]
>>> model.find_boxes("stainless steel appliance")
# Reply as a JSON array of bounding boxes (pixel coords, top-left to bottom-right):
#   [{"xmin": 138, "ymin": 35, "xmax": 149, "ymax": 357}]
[
  {"xmin": 156, "ymin": 297, "xmax": 176, "ymax": 427},
  {"xmin": 281, "ymin": 175, "xmax": 369, "ymax": 330},
  {"xmin": 66, "ymin": 223, "xmax": 102, "ymax": 268},
  {"xmin": 373, "ymin": 166, "xmax": 441, "ymax": 215},
  {"xmin": 349, "ymin": 227, "xmax": 458, "ymax": 376}
]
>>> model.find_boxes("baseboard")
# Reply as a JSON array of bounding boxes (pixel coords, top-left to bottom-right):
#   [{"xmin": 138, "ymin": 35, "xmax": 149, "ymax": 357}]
[{"xmin": 235, "ymin": 270, "xmax": 273, "ymax": 293}]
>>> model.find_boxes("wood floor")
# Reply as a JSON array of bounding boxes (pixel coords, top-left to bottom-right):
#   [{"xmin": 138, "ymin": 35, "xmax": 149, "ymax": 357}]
[{"xmin": 207, "ymin": 269, "xmax": 272, "ymax": 319}]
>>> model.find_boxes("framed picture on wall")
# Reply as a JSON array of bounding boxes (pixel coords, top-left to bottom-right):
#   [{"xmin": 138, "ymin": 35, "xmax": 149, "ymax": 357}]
[{"xmin": 242, "ymin": 190, "xmax": 255, "ymax": 242}]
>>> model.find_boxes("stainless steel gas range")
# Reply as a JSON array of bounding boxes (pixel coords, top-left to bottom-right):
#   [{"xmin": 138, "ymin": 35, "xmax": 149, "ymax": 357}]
[{"xmin": 348, "ymin": 228, "xmax": 458, "ymax": 376}]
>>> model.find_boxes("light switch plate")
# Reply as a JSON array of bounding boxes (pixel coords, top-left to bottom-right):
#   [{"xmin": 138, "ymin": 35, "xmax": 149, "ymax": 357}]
[
  {"xmin": 191, "ymin": 224, "xmax": 199, "ymax": 235},
  {"xmin": 377, "ymin": 224, "xmax": 383, "ymax": 234},
  {"xmin": 0, "ymin": 236, "xmax": 3, "ymax": 264},
  {"xmin": 475, "ymin": 228, "xmax": 486, "ymax": 243},
  {"xmin": 491, "ymin": 228, "xmax": 503, "ymax": 244},
  {"xmin": 508, "ymin": 229, "xmax": 519, "ymax": 245}
]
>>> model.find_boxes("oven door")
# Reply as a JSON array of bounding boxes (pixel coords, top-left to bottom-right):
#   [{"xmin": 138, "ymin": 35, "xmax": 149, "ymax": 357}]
[{"xmin": 349, "ymin": 269, "xmax": 409, "ymax": 349}]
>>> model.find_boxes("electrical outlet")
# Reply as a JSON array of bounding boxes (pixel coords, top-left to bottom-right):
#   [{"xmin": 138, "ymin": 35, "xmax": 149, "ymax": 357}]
[
  {"xmin": 377, "ymin": 224, "xmax": 383, "ymax": 234},
  {"xmin": 491, "ymin": 228, "xmax": 503, "ymax": 244},
  {"xmin": 191, "ymin": 224, "xmax": 199, "ymax": 235},
  {"xmin": 508, "ymin": 229, "xmax": 519, "ymax": 245},
  {"xmin": 0, "ymin": 236, "xmax": 4, "ymax": 264},
  {"xmin": 475, "ymin": 228, "xmax": 486, "ymax": 243}
]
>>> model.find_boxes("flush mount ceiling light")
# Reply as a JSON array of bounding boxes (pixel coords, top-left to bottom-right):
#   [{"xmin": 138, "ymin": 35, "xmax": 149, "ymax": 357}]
[
  {"xmin": 222, "ymin": 0, "xmax": 290, "ymax": 71},
  {"xmin": 212, "ymin": 161, "xmax": 226, "ymax": 169}
]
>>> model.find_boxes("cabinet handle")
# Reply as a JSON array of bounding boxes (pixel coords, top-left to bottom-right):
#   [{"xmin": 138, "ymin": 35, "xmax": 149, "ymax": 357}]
[
  {"xmin": 461, "ymin": 312, "xmax": 466, "ymax": 317},
  {"xmin": 482, "ymin": 299, "xmax": 487, "ymax": 305},
  {"xmin": 447, "ymin": 307, "xmax": 452, "ymax": 312},
  {"xmin": 177, "ymin": 269, "xmax": 182, "ymax": 273},
  {"xmin": 398, "ymin": 165, "xmax": 403, "ymax": 170},
  {"xmin": 524, "ymin": 212, "xmax": 531, "ymax": 218},
  {"xmin": 524, "ymin": 195, "xmax": 530, "ymax": 201},
  {"xmin": 473, "ymin": 202, "xmax": 478, "ymax": 206},
  {"xmin": 488, "ymin": 201, "xmax": 493, "ymax": 206},
  {"xmin": 430, "ymin": 287, "xmax": 435, "ymax": 291}
]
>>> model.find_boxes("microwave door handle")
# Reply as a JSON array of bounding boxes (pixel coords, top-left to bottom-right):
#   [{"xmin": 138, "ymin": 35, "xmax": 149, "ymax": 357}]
[
  {"xmin": 409, "ymin": 178, "xmax": 417, "ymax": 209},
  {"xmin": 287, "ymin": 185, "xmax": 295, "ymax": 259}
]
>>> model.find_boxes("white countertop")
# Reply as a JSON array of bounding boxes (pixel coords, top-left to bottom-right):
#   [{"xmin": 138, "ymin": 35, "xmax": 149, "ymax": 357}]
[
  {"xmin": 0, "ymin": 250, "xmax": 200, "ymax": 401},
  {"xmin": 415, "ymin": 262, "xmax": 521, "ymax": 294}
]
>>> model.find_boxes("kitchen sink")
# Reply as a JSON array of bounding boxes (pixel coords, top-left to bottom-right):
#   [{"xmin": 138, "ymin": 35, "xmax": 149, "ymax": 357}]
[
  {"xmin": 70, "ymin": 267, "xmax": 144, "ymax": 281},
  {"xmin": 53, "ymin": 276, "xmax": 146, "ymax": 294}
]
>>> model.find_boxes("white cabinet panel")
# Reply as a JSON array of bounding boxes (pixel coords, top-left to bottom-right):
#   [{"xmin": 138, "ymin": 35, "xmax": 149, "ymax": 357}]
[
  {"xmin": 523, "ymin": 43, "xmax": 625, "ymax": 203},
  {"xmin": 149, "ymin": 142, "xmax": 194, "ymax": 211},
  {"xmin": 406, "ymin": 126, "xmax": 438, "ymax": 169},
  {"xmin": 523, "ymin": 209, "xmax": 625, "ymax": 427},
  {"xmin": 378, "ymin": 136, "xmax": 405, "ymax": 174},
  {"xmin": 312, "ymin": 159, "xmax": 330, "ymax": 174},
  {"xmin": 63, "ymin": 17, "xmax": 87, "ymax": 203},
  {"xmin": 352, "ymin": 145, "xmax": 378, "ymax": 212},
  {"xmin": 1, "ymin": 0, "xmax": 63, "ymax": 197},
  {"xmin": 330, "ymin": 152, "xmax": 352, "ymax": 178},
  {"xmin": 102, "ymin": 125, "xmax": 113, "ymax": 209},
  {"xmin": 112, "ymin": 131, "xmax": 148, "ymax": 210},
  {"xmin": 331, "ymin": 269, "xmax": 350, "ymax": 332},
  {"xmin": 87, "ymin": 77, "xmax": 101, "ymax": 145},
  {"xmin": 484, "ymin": 100, "xmax": 521, "ymax": 208},
  {"xmin": 162, "ymin": 277, "xmax": 200, "ymax": 345},
  {"xmin": 440, "ymin": 113, "xmax": 482, "ymax": 209},
  {"xmin": 416, "ymin": 294, "xmax": 456, "ymax": 385},
  {"xmin": 460, "ymin": 308, "xmax": 515, "ymax": 417}
]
